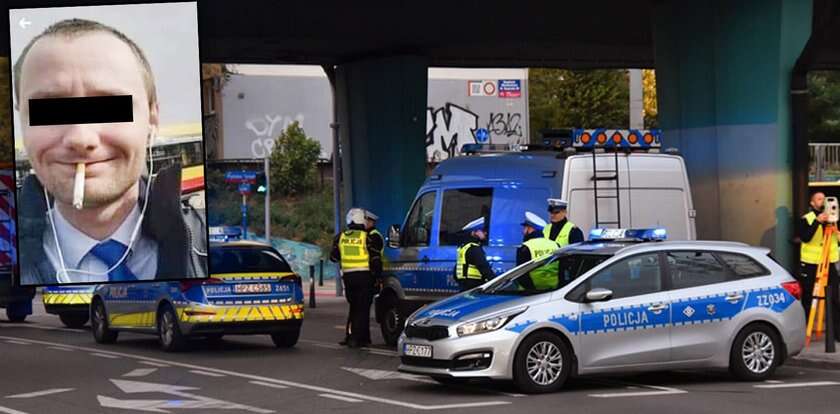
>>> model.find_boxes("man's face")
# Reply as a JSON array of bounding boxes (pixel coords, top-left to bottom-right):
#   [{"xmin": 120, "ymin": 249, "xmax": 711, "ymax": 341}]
[
  {"xmin": 365, "ymin": 219, "xmax": 375, "ymax": 230},
  {"xmin": 549, "ymin": 208, "xmax": 566, "ymax": 222},
  {"xmin": 812, "ymin": 193, "xmax": 826, "ymax": 211},
  {"xmin": 18, "ymin": 32, "xmax": 158, "ymax": 208},
  {"xmin": 473, "ymin": 229, "xmax": 486, "ymax": 241}
]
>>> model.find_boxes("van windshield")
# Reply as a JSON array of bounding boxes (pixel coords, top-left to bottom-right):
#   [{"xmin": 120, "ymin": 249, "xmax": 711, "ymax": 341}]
[{"xmin": 482, "ymin": 253, "xmax": 610, "ymax": 295}]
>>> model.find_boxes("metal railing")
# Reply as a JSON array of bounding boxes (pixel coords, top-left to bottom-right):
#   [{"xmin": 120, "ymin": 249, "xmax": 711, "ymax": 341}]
[{"xmin": 810, "ymin": 143, "xmax": 840, "ymax": 182}]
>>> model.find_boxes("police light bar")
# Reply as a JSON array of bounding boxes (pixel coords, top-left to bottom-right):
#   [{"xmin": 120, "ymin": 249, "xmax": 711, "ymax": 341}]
[
  {"xmin": 209, "ymin": 226, "xmax": 243, "ymax": 242},
  {"xmin": 460, "ymin": 143, "xmax": 513, "ymax": 154},
  {"xmin": 573, "ymin": 129, "xmax": 661, "ymax": 149},
  {"xmin": 589, "ymin": 228, "xmax": 667, "ymax": 241}
]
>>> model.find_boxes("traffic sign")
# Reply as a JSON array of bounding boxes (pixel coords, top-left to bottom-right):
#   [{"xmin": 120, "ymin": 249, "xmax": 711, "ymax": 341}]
[
  {"xmin": 475, "ymin": 128, "xmax": 490, "ymax": 143},
  {"xmin": 238, "ymin": 183, "xmax": 252, "ymax": 195},
  {"xmin": 225, "ymin": 171, "xmax": 257, "ymax": 183}
]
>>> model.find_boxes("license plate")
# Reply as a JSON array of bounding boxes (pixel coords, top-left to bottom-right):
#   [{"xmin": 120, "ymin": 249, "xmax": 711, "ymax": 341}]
[
  {"xmin": 233, "ymin": 283, "xmax": 272, "ymax": 294},
  {"xmin": 404, "ymin": 343, "xmax": 432, "ymax": 358}
]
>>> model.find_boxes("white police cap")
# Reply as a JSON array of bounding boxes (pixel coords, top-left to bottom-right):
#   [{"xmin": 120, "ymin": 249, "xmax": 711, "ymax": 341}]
[
  {"xmin": 521, "ymin": 211, "xmax": 547, "ymax": 230},
  {"xmin": 461, "ymin": 217, "xmax": 485, "ymax": 232},
  {"xmin": 346, "ymin": 208, "xmax": 366, "ymax": 225},
  {"xmin": 547, "ymin": 198, "xmax": 568, "ymax": 211},
  {"xmin": 364, "ymin": 210, "xmax": 379, "ymax": 221}
]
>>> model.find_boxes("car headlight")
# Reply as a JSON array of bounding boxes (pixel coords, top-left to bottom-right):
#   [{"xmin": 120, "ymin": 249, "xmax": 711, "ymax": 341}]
[{"xmin": 456, "ymin": 308, "xmax": 527, "ymax": 337}]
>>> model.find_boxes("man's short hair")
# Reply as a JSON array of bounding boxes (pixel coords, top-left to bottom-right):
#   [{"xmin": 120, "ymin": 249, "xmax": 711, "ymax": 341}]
[
  {"xmin": 811, "ymin": 192, "xmax": 826, "ymax": 202},
  {"xmin": 13, "ymin": 18, "xmax": 157, "ymax": 108}
]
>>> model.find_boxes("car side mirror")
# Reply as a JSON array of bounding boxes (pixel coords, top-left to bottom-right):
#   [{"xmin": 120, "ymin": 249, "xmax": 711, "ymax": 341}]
[
  {"xmin": 388, "ymin": 224, "xmax": 401, "ymax": 248},
  {"xmin": 585, "ymin": 288, "xmax": 613, "ymax": 303}
]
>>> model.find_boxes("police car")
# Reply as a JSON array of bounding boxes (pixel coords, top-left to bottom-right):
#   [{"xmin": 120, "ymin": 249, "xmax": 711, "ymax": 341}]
[
  {"xmin": 397, "ymin": 229, "xmax": 806, "ymax": 393},
  {"xmin": 43, "ymin": 285, "xmax": 96, "ymax": 328},
  {"xmin": 90, "ymin": 229, "xmax": 304, "ymax": 351}
]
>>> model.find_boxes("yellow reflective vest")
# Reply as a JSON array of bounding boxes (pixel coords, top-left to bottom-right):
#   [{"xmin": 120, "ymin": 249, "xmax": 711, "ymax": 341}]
[
  {"xmin": 801, "ymin": 211, "xmax": 839, "ymax": 264},
  {"xmin": 524, "ymin": 237, "xmax": 560, "ymax": 290},
  {"xmin": 339, "ymin": 230, "xmax": 370, "ymax": 272},
  {"xmin": 455, "ymin": 242, "xmax": 483, "ymax": 280},
  {"xmin": 544, "ymin": 220, "xmax": 576, "ymax": 247}
]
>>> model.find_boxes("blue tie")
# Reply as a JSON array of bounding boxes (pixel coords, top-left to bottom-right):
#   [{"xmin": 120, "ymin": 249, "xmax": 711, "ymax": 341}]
[{"xmin": 89, "ymin": 240, "xmax": 137, "ymax": 282}]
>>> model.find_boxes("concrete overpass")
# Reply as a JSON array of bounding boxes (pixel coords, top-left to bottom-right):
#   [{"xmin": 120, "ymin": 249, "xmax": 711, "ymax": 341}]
[{"xmin": 5, "ymin": 0, "xmax": 839, "ymax": 267}]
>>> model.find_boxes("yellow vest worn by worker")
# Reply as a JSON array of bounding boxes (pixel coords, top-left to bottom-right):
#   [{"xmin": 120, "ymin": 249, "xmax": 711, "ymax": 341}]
[
  {"xmin": 801, "ymin": 211, "xmax": 839, "ymax": 264},
  {"xmin": 455, "ymin": 242, "xmax": 483, "ymax": 280},
  {"xmin": 543, "ymin": 221, "xmax": 576, "ymax": 247},
  {"xmin": 524, "ymin": 237, "xmax": 560, "ymax": 290},
  {"xmin": 339, "ymin": 230, "xmax": 370, "ymax": 272}
]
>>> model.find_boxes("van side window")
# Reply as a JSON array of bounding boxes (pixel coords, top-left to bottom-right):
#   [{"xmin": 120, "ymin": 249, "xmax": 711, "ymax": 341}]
[
  {"xmin": 402, "ymin": 191, "xmax": 436, "ymax": 246},
  {"xmin": 439, "ymin": 188, "xmax": 493, "ymax": 246}
]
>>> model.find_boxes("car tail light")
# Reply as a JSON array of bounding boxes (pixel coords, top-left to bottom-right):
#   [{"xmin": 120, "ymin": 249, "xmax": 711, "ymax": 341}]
[
  {"xmin": 782, "ymin": 281, "xmax": 802, "ymax": 301},
  {"xmin": 281, "ymin": 273, "xmax": 302, "ymax": 287},
  {"xmin": 180, "ymin": 277, "xmax": 223, "ymax": 292}
]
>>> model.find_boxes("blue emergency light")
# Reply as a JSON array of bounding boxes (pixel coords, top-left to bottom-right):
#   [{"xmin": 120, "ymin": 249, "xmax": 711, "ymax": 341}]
[{"xmin": 589, "ymin": 228, "xmax": 667, "ymax": 242}]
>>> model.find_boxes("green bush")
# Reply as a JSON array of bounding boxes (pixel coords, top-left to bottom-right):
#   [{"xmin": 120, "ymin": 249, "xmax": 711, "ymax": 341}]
[{"xmin": 269, "ymin": 122, "xmax": 321, "ymax": 196}]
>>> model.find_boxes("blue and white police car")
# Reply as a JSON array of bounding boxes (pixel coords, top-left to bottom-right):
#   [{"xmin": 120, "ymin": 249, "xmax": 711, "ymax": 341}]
[
  {"xmin": 90, "ymin": 228, "xmax": 304, "ymax": 351},
  {"xmin": 397, "ymin": 229, "xmax": 806, "ymax": 393}
]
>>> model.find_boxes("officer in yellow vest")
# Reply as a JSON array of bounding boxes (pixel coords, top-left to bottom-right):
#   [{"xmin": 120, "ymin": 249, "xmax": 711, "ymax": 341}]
[
  {"xmin": 799, "ymin": 192, "xmax": 840, "ymax": 341},
  {"xmin": 517, "ymin": 212, "xmax": 561, "ymax": 291},
  {"xmin": 454, "ymin": 217, "xmax": 495, "ymax": 292},
  {"xmin": 330, "ymin": 208, "xmax": 382, "ymax": 348},
  {"xmin": 544, "ymin": 199, "xmax": 584, "ymax": 247}
]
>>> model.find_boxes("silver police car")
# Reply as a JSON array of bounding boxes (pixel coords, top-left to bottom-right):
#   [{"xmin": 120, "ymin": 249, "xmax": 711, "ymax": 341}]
[{"xmin": 398, "ymin": 229, "xmax": 806, "ymax": 394}]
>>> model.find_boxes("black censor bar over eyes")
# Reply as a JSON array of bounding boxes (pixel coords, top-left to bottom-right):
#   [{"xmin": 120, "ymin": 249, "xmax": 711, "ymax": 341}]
[{"xmin": 28, "ymin": 95, "xmax": 133, "ymax": 126}]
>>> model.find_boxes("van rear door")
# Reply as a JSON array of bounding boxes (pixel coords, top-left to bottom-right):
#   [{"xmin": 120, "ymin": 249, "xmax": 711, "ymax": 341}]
[{"xmin": 625, "ymin": 155, "xmax": 696, "ymax": 240}]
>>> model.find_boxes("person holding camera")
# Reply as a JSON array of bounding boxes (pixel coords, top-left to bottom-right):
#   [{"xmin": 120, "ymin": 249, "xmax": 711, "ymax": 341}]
[{"xmin": 799, "ymin": 191, "xmax": 840, "ymax": 342}]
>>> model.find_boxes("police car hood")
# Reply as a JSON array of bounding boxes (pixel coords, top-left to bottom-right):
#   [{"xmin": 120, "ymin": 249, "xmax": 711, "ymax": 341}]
[{"xmin": 410, "ymin": 291, "xmax": 545, "ymax": 325}]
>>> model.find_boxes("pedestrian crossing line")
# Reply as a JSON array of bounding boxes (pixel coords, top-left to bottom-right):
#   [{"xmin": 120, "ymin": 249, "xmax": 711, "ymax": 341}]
[
  {"xmin": 319, "ymin": 393, "xmax": 363, "ymax": 403},
  {"xmin": 123, "ymin": 368, "xmax": 157, "ymax": 378},
  {"xmin": 0, "ymin": 405, "xmax": 29, "ymax": 414},
  {"xmin": 250, "ymin": 380, "xmax": 289, "ymax": 389},
  {"xmin": 89, "ymin": 353, "xmax": 120, "ymax": 359},
  {"xmin": 754, "ymin": 381, "xmax": 840, "ymax": 389},
  {"xmin": 138, "ymin": 361, "xmax": 170, "ymax": 368},
  {"xmin": 189, "ymin": 370, "xmax": 226, "ymax": 378},
  {"xmin": 47, "ymin": 346, "xmax": 73, "ymax": 352}
]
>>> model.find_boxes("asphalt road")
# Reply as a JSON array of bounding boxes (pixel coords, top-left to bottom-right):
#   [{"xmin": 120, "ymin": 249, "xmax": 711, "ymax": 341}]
[{"xmin": 2, "ymin": 296, "xmax": 840, "ymax": 414}]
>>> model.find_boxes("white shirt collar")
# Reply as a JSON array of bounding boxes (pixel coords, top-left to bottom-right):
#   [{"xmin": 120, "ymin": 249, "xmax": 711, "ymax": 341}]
[{"xmin": 51, "ymin": 203, "xmax": 142, "ymax": 268}]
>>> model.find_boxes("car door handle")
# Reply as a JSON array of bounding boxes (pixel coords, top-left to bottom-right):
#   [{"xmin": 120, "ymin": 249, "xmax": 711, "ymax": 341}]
[
  {"xmin": 647, "ymin": 303, "xmax": 669, "ymax": 314},
  {"xmin": 725, "ymin": 293, "xmax": 744, "ymax": 303}
]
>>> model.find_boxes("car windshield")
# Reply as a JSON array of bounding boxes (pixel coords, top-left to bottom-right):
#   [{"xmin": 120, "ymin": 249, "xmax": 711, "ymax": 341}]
[
  {"xmin": 482, "ymin": 252, "xmax": 611, "ymax": 295},
  {"xmin": 209, "ymin": 247, "xmax": 293, "ymax": 274}
]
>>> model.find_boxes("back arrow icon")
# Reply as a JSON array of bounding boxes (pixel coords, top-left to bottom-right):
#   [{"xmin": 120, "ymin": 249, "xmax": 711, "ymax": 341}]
[{"xmin": 19, "ymin": 18, "xmax": 31, "ymax": 29}]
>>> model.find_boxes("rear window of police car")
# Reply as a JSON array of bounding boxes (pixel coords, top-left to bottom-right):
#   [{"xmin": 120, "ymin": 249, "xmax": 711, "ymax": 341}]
[{"xmin": 210, "ymin": 247, "xmax": 293, "ymax": 274}]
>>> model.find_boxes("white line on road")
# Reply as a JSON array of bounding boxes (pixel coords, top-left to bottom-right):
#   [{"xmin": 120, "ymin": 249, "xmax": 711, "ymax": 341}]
[
  {"xmin": 0, "ymin": 334, "xmax": 511, "ymax": 410},
  {"xmin": 89, "ymin": 353, "xmax": 120, "ymax": 359},
  {"xmin": 138, "ymin": 361, "xmax": 170, "ymax": 368},
  {"xmin": 301, "ymin": 339, "xmax": 398, "ymax": 357},
  {"xmin": 123, "ymin": 368, "xmax": 157, "ymax": 378},
  {"xmin": 250, "ymin": 381, "xmax": 289, "ymax": 389},
  {"xmin": 754, "ymin": 381, "xmax": 840, "ymax": 389},
  {"xmin": 4, "ymin": 340, "xmax": 30, "ymax": 345},
  {"xmin": 189, "ymin": 370, "xmax": 226, "ymax": 378},
  {"xmin": 47, "ymin": 346, "xmax": 73, "ymax": 352},
  {"xmin": 764, "ymin": 380, "xmax": 783, "ymax": 384},
  {"xmin": 0, "ymin": 405, "xmax": 28, "ymax": 414},
  {"xmin": 319, "ymin": 394, "xmax": 363, "ymax": 403},
  {"xmin": 589, "ymin": 383, "xmax": 687, "ymax": 398},
  {"xmin": 6, "ymin": 388, "xmax": 75, "ymax": 399}
]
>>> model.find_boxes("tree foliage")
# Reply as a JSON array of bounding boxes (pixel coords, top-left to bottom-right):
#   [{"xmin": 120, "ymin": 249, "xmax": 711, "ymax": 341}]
[
  {"xmin": 809, "ymin": 71, "xmax": 840, "ymax": 142},
  {"xmin": 642, "ymin": 69, "xmax": 658, "ymax": 129},
  {"xmin": 269, "ymin": 121, "xmax": 321, "ymax": 196},
  {"xmin": 529, "ymin": 68, "xmax": 630, "ymax": 141}
]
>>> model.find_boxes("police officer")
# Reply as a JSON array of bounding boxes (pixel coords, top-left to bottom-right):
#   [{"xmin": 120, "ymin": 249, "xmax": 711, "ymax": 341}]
[
  {"xmin": 799, "ymin": 191, "xmax": 840, "ymax": 341},
  {"xmin": 330, "ymin": 208, "xmax": 382, "ymax": 348},
  {"xmin": 518, "ymin": 212, "xmax": 561, "ymax": 291},
  {"xmin": 454, "ymin": 217, "xmax": 495, "ymax": 291},
  {"xmin": 544, "ymin": 199, "xmax": 584, "ymax": 247}
]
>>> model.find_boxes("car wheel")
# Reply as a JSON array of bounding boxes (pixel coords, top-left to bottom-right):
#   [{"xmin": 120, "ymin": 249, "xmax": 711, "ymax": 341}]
[
  {"xmin": 379, "ymin": 298, "xmax": 404, "ymax": 347},
  {"xmin": 91, "ymin": 299, "xmax": 118, "ymax": 344},
  {"xmin": 59, "ymin": 313, "xmax": 89, "ymax": 329},
  {"xmin": 270, "ymin": 329, "xmax": 300, "ymax": 348},
  {"xmin": 730, "ymin": 324, "xmax": 782, "ymax": 381},
  {"xmin": 157, "ymin": 305, "xmax": 187, "ymax": 352},
  {"xmin": 512, "ymin": 331, "xmax": 572, "ymax": 394},
  {"xmin": 5, "ymin": 306, "xmax": 27, "ymax": 323}
]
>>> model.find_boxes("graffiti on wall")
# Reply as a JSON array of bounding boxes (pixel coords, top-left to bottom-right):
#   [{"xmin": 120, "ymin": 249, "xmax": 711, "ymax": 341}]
[
  {"xmin": 244, "ymin": 113, "xmax": 305, "ymax": 158},
  {"xmin": 425, "ymin": 104, "xmax": 527, "ymax": 161}
]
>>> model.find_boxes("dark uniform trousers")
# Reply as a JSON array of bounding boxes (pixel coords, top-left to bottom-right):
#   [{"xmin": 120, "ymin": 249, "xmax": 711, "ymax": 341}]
[
  {"xmin": 457, "ymin": 279, "xmax": 484, "ymax": 292},
  {"xmin": 799, "ymin": 262, "xmax": 840, "ymax": 340},
  {"xmin": 343, "ymin": 271, "xmax": 374, "ymax": 344}
]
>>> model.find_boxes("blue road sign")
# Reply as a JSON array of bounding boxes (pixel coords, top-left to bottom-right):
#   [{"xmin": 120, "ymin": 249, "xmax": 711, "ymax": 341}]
[
  {"xmin": 475, "ymin": 128, "xmax": 490, "ymax": 143},
  {"xmin": 238, "ymin": 183, "xmax": 252, "ymax": 194},
  {"xmin": 226, "ymin": 171, "xmax": 258, "ymax": 183}
]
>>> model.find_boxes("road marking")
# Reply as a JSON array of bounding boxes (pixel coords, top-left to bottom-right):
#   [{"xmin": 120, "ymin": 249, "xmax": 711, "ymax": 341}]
[
  {"xmin": 6, "ymin": 388, "xmax": 74, "ymax": 399},
  {"xmin": 589, "ymin": 383, "xmax": 687, "ymax": 398},
  {"xmin": 138, "ymin": 361, "xmax": 170, "ymax": 368},
  {"xmin": 0, "ymin": 405, "xmax": 28, "ymax": 414},
  {"xmin": 4, "ymin": 340, "xmax": 30, "ymax": 345},
  {"xmin": 90, "ymin": 352, "xmax": 120, "ymax": 359},
  {"xmin": 341, "ymin": 367, "xmax": 525, "ymax": 398},
  {"xmin": 47, "ymin": 346, "xmax": 73, "ymax": 352},
  {"xmin": 319, "ymin": 394, "xmax": 362, "ymax": 403},
  {"xmin": 764, "ymin": 380, "xmax": 783, "ymax": 384},
  {"xmin": 301, "ymin": 339, "xmax": 398, "ymax": 357},
  {"xmin": 250, "ymin": 381, "xmax": 289, "ymax": 389},
  {"xmin": 754, "ymin": 381, "xmax": 840, "ymax": 389},
  {"xmin": 123, "ymin": 368, "xmax": 158, "ymax": 378},
  {"xmin": 0, "ymin": 335, "xmax": 511, "ymax": 410},
  {"xmin": 189, "ymin": 370, "xmax": 226, "ymax": 378},
  {"xmin": 103, "ymin": 379, "xmax": 274, "ymax": 413}
]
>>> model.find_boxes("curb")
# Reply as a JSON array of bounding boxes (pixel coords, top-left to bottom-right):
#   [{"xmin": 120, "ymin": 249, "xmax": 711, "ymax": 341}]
[{"xmin": 787, "ymin": 345, "xmax": 840, "ymax": 370}]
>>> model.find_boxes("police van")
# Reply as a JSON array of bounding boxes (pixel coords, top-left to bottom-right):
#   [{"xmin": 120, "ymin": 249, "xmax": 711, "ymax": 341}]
[
  {"xmin": 397, "ymin": 229, "xmax": 805, "ymax": 393},
  {"xmin": 376, "ymin": 129, "xmax": 696, "ymax": 345}
]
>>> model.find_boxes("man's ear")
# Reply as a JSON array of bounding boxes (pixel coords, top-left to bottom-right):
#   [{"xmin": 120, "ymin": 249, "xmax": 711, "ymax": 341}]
[{"xmin": 148, "ymin": 101, "xmax": 160, "ymax": 143}]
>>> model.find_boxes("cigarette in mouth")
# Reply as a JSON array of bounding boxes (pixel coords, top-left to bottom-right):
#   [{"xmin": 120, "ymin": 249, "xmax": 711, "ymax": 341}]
[{"xmin": 73, "ymin": 163, "xmax": 85, "ymax": 210}]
